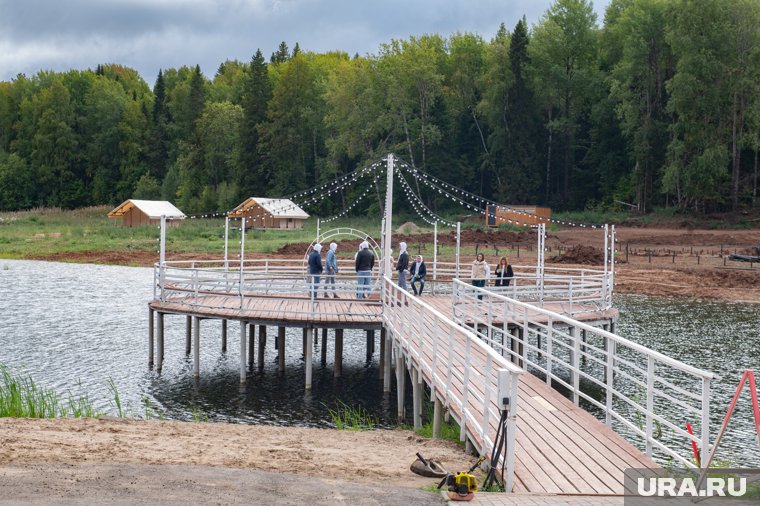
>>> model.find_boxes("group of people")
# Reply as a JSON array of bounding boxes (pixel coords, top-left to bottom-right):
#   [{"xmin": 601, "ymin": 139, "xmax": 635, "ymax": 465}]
[
  {"xmin": 306, "ymin": 240, "xmax": 429, "ymax": 299},
  {"xmin": 471, "ymin": 253, "xmax": 514, "ymax": 299},
  {"xmin": 306, "ymin": 240, "xmax": 378, "ymax": 299},
  {"xmin": 306, "ymin": 240, "xmax": 512, "ymax": 300}
]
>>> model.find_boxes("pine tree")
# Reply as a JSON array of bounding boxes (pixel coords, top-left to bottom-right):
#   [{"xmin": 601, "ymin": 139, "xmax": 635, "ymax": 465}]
[
  {"xmin": 270, "ymin": 41, "xmax": 290, "ymax": 64},
  {"xmin": 147, "ymin": 70, "xmax": 170, "ymax": 179},
  {"xmin": 239, "ymin": 49, "xmax": 272, "ymax": 195}
]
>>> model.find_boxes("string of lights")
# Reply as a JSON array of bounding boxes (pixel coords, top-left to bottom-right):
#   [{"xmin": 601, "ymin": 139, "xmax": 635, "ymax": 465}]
[
  {"xmin": 397, "ymin": 158, "xmax": 600, "ymax": 229},
  {"xmin": 395, "ymin": 167, "xmax": 456, "ymax": 227}
]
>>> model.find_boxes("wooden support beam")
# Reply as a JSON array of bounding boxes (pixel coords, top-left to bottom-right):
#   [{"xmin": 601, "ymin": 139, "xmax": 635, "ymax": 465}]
[
  {"xmin": 396, "ymin": 350, "xmax": 405, "ymax": 422},
  {"xmin": 192, "ymin": 316, "xmax": 200, "ymax": 378},
  {"xmin": 378, "ymin": 328, "xmax": 386, "ymax": 380},
  {"xmin": 239, "ymin": 320, "xmax": 246, "ymax": 383},
  {"xmin": 412, "ymin": 368, "xmax": 422, "ymax": 430},
  {"xmin": 433, "ymin": 396, "xmax": 443, "ymax": 439},
  {"xmin": 383, "ymin": 329, "xmax": 391, "ymax": 392},
  {"xmin": 185, "ymin": 315, "xmax": 192, "ymax": 355},
  {"xmin": 221, "ymin": 319, "xmax": 227, "ymax": 353},
  {"xmin": 248, "ymin": 323, "xmax": 255, "ymax": 366},
  {"xmin": 278, "ymin": 326, "xmax": 286, "ymax": 372},
  {"xmin": 148, "ymin": 308, "xmax": 154, "ymax": 368},
  {"xmin": 334, "ymin": 329, "xmax": 343, "ymax": 378},
  {"xmin": 257, "ymin": 325, "xmax": 266, "ymax": 370},
  {"xmin": 156, "ymin": 312, "xmax": 164, "ymax": 372},
  {"xmin": 321, "ymin": 328, "xmax": 327, "ymax": 364},
  {"xmin": 305, "ymin": 327, "xmax": 313, "ymax": 390}
]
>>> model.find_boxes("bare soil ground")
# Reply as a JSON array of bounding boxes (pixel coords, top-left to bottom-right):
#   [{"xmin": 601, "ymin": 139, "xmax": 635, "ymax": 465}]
[{"xmin": 0, "ymin": 418, "xmax": 472, "ymax": 500}]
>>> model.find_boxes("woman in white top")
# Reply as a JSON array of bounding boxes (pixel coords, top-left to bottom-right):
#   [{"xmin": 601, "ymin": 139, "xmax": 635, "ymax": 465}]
[{"xmin": 470, "ymin": 253, "xmax": 489, "ymax": 300}]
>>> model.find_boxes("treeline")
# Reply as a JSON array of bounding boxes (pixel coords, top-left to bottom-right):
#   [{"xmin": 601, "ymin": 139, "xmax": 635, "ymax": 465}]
[{"xmin": 0, "ymin": 0, "xmax": 758, "ymax": 216}]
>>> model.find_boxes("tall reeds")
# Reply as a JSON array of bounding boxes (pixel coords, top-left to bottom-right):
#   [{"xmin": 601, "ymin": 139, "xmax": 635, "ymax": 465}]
[{"xmin": 0, "ymin": 365, "xmax": 100, "ymax": 418}]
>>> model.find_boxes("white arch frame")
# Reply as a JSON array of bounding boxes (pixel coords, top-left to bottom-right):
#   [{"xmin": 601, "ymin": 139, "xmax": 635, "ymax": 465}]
[{"xmin": 303, "ymin": 227, "xmax": 382, "ymax": 265}]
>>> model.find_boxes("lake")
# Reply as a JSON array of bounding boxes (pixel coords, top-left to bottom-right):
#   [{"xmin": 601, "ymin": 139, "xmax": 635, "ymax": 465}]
[{"xmin": 0, "ymin": 260, "xmax": 757, "ymax": 465}]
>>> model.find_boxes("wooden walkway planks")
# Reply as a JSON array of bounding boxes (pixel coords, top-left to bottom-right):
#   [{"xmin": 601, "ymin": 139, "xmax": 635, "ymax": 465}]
[{"xmin": 149, "ymin": 291, "xmax": 649, "ymax": 495}]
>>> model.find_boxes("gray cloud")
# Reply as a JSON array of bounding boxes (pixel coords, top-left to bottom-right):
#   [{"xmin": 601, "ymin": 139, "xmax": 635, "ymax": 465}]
[{"xmin": 0, "ymin": 0, "xmax": 610, "ymax": 84}]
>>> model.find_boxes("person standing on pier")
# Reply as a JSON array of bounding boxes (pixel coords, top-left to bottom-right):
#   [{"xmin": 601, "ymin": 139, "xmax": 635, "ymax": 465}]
[
  {"xmin": 325, "ymin": 242, "xmax": 339, "ymax": 298},
  {"xmin": 355, "ymin": 241, "xmax": 375, "ymax": 299},
  {"xmin": 410, "ymin": 255, "xmax": 427, "ymax": 296},
  {"xmin": 494, "ymin": 256, "xmax": 514, "ymax": 287},
  {"xmin": 308, "ymin": 243, "xmax": 323, "ymax": 299},
  {"xmin": 396, "ymin": 242, "xmax": 409, "ymax": 291},
  {"xmin": 471, "ymin": 253, "xmax": 489, "ymax": 300}
]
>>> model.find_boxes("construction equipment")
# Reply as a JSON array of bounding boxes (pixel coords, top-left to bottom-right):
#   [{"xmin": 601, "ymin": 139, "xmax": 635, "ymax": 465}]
[{"xmin": 437, "ymin": 455, "xmax": 485, "ymax": 501}]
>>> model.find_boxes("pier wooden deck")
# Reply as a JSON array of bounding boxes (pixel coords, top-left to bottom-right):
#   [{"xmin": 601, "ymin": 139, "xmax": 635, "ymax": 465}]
[
  {"xmin": 150, "ymin": 294, "xmax": 617, "ymax": 329},
  {"xmin": 149, "ymin": 293, "xmax": 648, "ymax": 495}
]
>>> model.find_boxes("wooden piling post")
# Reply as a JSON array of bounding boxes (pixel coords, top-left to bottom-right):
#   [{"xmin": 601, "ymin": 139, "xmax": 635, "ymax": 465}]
[
  {"xmin": 221, "ymin": 320, "xmax": 227, "ymax": 353},
  {"xmin": 248, "ymin": 323, "xmax": 255, "ymax": 366},
  {"xmin": 239, "ymin": 320, "xmax": 246, "ymax": 383},
  {"xmin": 302, "ymin": 328, "xmax": 308, "ymax": 358},
  {"xmin": 383, "ymin": 328, "xmax": 391, "ymax": 392},
  {"xmin": 366, "ymin": 329, "xmax": 374, "ymax": 360},
  {"xmin": 157, "ymin": 312, "xmax": 164, "ymax": 372},
  {"xmin": 412, "ymin": 368, "xmax": 422, "ymax": 430},
  {"xmin": 305, "ymin": 327, "xmax": 313, "ymax": 390},
  {"xmin": 334, "ymin": 329, "xmax": 344, "ymax": 378},
  {"xmin": 396, "ymin": 350, "xmax": 406, "ymax": 421},
  {"xmin": 378, "ymin": 329, "xmax": 386, "ymax": 379},
  {"xmin": 185, "ymin": 315, "xmax": 192, "ymax": 355},
  {"xmin": 257, "ymin": 325, "xmax": 266, "ymax": 370},
  {"xmin": 193, "ymin": 316, "xmax": 200, "ymax": 378},
  {"xmin": 278, "ymin": 326, "xmax": 286, "ymax": 372},
  {"xmin": 148, "ymin": 307, "xmax": 154, "ymax": 367},
  {"xmin": 321, "ymin": 328, "xmax": 328, "ymax": 364},
  {"xmin": 432, "ymin": 395, "xmax": 443, "ymax": 439}
]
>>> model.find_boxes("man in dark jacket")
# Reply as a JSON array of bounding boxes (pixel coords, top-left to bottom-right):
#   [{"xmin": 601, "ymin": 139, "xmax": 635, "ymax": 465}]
[
  {"xmin": 396, "ymin": 241, "xmax": 409, "ymax": 291},
  {"xmin": 354, "ymin": 241, "xmax": 375, "ymax": 299},
  {"xmin": 308, "ymin": 243, "xmax": 323, "ymax": 299},
  {"xmin": 410, "ymin": 255, "xmax": 427, "ymax": 295}
]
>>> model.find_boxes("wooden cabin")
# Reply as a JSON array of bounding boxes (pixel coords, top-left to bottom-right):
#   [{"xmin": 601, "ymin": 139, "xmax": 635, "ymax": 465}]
[
  {"xmin": 228, "ymin": 197, "xmax": 309, "ymax": 230},
  {"xmin": 485, "ymin": 204, "xmax": 551, "ymax": 227},
  {"xmin": 108, "ymin": 199, "xmax": 186, "ymax": 227}
]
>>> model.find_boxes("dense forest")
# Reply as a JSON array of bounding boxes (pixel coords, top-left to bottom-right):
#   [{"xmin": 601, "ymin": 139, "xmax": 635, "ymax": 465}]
[{"xmin": 0, "ymin": 0, "xmax": 758, "ymax": 217}]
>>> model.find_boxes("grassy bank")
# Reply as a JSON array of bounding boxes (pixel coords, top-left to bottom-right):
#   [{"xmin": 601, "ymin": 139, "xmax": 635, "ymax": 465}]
[{"xmin": 0, "ymin": 206, "xmax": 386, "ymax": 262}]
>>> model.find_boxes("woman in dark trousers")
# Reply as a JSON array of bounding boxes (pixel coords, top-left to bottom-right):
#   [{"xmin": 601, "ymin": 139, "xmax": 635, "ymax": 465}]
[
  {"xmin": 308, "ymin": 243, "xmax": 323, "ymax": 299},
  {"xmin": 494, "ymin": 256, "xmax": 514, "ymax": 287}
]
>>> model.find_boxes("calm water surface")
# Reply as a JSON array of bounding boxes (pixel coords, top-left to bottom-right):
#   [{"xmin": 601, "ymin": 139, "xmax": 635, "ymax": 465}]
[{"xmin": 0, "ymin": 260, "xmax": 757, "ymax": 465}]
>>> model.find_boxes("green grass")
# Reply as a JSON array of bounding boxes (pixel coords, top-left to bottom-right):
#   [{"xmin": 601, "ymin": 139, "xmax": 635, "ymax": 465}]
[
  {"xmin": 0, "ymin": 364, "xmax": 102, "ymax": 418},
  {"xmin": 403, "ymin": 402, "xmax": 464, "ymax": 446},
  {"xmin": 327, "ymin": 400, "xmax": 378, "ymax": 430}
]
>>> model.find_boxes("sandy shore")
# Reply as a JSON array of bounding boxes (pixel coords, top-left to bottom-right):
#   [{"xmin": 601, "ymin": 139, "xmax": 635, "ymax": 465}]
[{"xmin": 0, "ymin": 417, "xmax": 473, "ymax": 490}]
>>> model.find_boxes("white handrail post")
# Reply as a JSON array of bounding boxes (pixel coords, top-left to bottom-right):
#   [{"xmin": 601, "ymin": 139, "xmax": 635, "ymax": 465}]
[
  {"xmin": 224, "ymin": 215, "xmax": 229, "ymax": 270},
  {"xmin": 383, "ymin": 154, "xmax": 394, "ymax": 279},
  {"xmin": 455, "ymin": 222, "xmax": 461, "ymax": 279},
  {"xmin": 701, "ymin": 378, "xmax": 711, "ymax": 467},
  {"xmin": 610, "ymin": 224, "xmax": 616, "ymax": 307},
  {"xmin": 603, "ymin": 224, "xmax": 609, "ymax": 307},
  {"xmin": 239, "ymin": 217, "xmax": 246, "ymax": 308},
  {"xmin": 316, "ymin": 218, "xmax": 320, "ymax": 242},
  {"xmin": 159, "ymin": 215, "xmax": 166, "ymax": 301},
  {"xmin": 433, "ymin": 221, "xmax": 438, "ymax": 294},
  {"xmin": 605, "ymin": 336, "xmax": 615, "ymax": 426},
  {"xmin": 645, "ymin": 356, "xmax": 655, "ymax": 456},
  {"xmin": 571, "ymin": 326, "xmax": 580, "ymax": 405}
]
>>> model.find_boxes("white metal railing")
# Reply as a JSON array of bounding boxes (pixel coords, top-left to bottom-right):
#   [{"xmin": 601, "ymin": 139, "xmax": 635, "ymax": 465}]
[
  {"xmin": 155, "ymin": 262, "xmax": 383, "ymax": 320},
  {"xmin": 382, "ymin": 276, "xmax": 522, "ymax": 492},
  {"xmin": 452, "ymin": 279, "xmax": 716, "ymax": 469},
  {"xmin": 156, "ymin": 259, "xmax": 611, "ymax": 309}
]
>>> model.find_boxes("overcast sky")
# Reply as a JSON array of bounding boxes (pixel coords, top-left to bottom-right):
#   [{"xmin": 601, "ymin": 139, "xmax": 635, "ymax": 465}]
[{"xmin": 0, "ymin": 0, "xmax": 611, "ymax": 86}]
